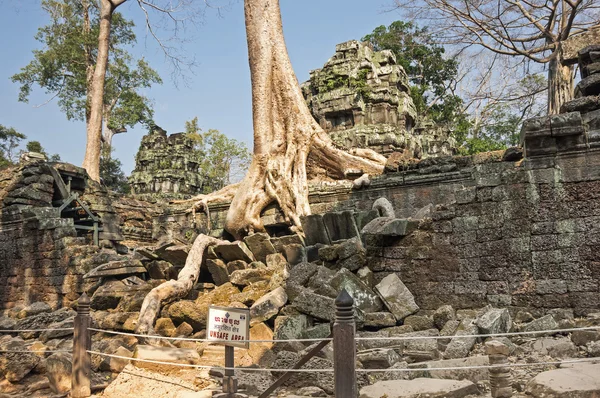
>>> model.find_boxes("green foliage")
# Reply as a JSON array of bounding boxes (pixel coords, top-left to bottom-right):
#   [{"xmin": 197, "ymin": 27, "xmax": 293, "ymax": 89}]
[
  {"xmin": 100, "ymin": 147, "xmax": 130, "ymax": 194},
  {"xmin": 184, "ymin": 118, "xmax": 252, "ymax": 194},
  {"xmin": 0, "ymin": 125, "xmax": 27, "ymax": 167},
  {"xmin": 363, "ymin": 21, "xmax": 463, "ymax": 127},
  {"xmin": 25, "ymin": 141, "xmax": 44, "ymax": 153},
  {"xmin": 12, "ymin": 0, "xmax": 161, "ymax": 131},
  {"xmin": 323, "ymin": 69, "xmax": 371, "ymax": 99}
]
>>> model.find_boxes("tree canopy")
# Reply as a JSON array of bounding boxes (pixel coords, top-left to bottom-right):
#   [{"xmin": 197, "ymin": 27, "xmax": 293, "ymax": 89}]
[{"xmin": 0, "ymin": 125, "xmax": 26, "ymax": 167}]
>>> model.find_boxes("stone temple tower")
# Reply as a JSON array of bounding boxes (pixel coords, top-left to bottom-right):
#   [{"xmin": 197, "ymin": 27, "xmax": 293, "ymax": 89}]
[
  {"xmin": 128, "ymin": 125, "xmax": 204, "ymax": 199},
  {"xmin": 302, "ymin": 40, "xmax": 455, "ymax": 158}
]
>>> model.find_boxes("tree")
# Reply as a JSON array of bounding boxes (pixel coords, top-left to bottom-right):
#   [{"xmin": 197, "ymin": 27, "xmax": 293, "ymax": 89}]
[
  {"xmin": 392, "ymin": 0, "xmax": 600, "ymax": 114},
  {"xmin": 0, "ymin": 125, "xmax": 26, "ymax": 167},
  {"xmin": 137, "ymin": 0, "xmax": 388, "ymax": 336},
  {"xmin": 185, "ymin": 117, "xmax": 252, "ymax": 193},
  {"xmin": 13, "ymin": 0, "xmax": 162, "ymax": 181},
  {"xmin": 362, "ymin": 21, "xmax": 466, "ymax": 127},
  {"xmin": 100, "ymin": 147, "xmax": 130, "ymax": 193}
]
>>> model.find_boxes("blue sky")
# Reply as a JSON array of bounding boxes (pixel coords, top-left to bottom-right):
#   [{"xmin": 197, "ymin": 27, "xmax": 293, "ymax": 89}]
[{"xmin": 0, "ymin": 1, "xmax": 401, "ymax": 174}]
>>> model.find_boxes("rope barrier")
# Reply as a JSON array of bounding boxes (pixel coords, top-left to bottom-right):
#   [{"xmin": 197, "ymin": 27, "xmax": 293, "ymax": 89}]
[
  {"xmin": 0, "ymin": 328, "xmax": 74, "ymax": 333},
  {"xmin": 0, "ymin": 349, "xmax": 71, "ymax": 354},
  {"xmin": 88, "ymin": 328, "xmax": 332, "ymax": 343},
  {"xmin": 87, "ymin": 350, "xmax": 600, "ymax": 374},
  {"xmin": 355, "ymin": 326, "xmax": 600, "ymax": 341}
]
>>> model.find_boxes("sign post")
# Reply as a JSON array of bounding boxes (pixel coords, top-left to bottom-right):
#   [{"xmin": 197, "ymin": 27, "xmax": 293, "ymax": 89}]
[{"xmin": 208, "ymin": 306, "xmax": 250, "ymax": 398}]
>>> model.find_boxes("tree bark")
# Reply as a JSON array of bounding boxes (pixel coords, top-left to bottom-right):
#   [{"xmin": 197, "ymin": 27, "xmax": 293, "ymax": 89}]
[
  {"xmin": 224, "ymin": 0, "xmax": 385, "ymax": 239},
  {"xmin": 547, "ymin": 53, "xmax": 574, "ymax": 115},
  {"xmin": 136, "ymin": 235, "xmax": 227, "ymax": 337}
]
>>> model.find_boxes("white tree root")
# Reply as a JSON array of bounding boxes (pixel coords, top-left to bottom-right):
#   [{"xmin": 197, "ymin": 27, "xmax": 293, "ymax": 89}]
[{"xmin": 136, "ymin": 234, "xmax": 227, "ymax": 341}]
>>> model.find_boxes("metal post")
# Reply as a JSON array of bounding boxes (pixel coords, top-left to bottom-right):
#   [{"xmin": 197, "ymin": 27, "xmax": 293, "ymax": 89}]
[
  {"xmin": 72, "ymin": 293, "xmax": 91, "ymax": 398},
  {"xmin": 215, "ymin": 346, "xmax": 247, "ymax": 398},
  {"xmin": 334, "ymin": 289, "xmax": 357, "ymax": 398}
]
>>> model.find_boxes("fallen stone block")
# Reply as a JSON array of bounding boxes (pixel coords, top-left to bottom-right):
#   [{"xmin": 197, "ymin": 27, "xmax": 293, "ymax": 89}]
[
  {"xmin": 214, "ymin": 242, "xmax": 255, "ymax": 263},
  {"xmin": 362, "ymin": 217, "xmax": 418, "ymax": 237},
  {"xmin": 526, "ymin": 362, "xmax": 600, "ymax": 398},
  {"xmin": 375, "ymin": 274, "xmax": 419, "ymax": 321},
  {"xmin": 357, "ymin": 348, "xmax": 401, "ymax": 369},
  {"xmin": 476, "ymin": 307, "xmax": 511, "ymax": 335},
  {"xmin": 364, "ymin": 312, "xmax": 397, "ymax": 328},
  {"xmin": 250, "ymin": 287, "xmax": 288, "ymax": 325},
  {"xmin": 206, "ymin": 258, "xmax": 230, "ymax": 286},
  {"xmin": 323, "ymin": 211, "xmax": 360, "ymax": 242},
  {"xmin": 300, "ymin": 214, "xmax": 331, "ymax": 246},
  {"xmin": 522, "ymin": 314, "xmax": 559, "ymax": 335},
  {"xmin": 16, "ymin": 302, "xmax": 52, "ymax": 319},
  {"xmin": 408, "ymin": 356, "xmax": 489, "ymax": 383},
  {"xmin": 133, "ymin": 345, "xmax": 201, "ymax": 371},
  {"xmin": 292, "ymin": 290, "xmax": 335, "ymax": 321},
  {"xmin": 46, "ymin": 353, "xmax": 72, "ymax": 394},
  {"xmin": 0, "ymin": 337, "xmax": 40, "ymax": 382},
  {"xmin": 444, "ymin": 320, "xmax": 479, "ymax": 359},
  {"xmin": 330, "ymin": 268, "xmax": 383, "ymax": 313},
  {"xmin": 433, "ymin": 305, "xmax": 456, "ymax": 330},
  {"xmin": 359, "ymin": 378, "xmax": 478, "ymax": 398},
  {"xmin": 243, "ymin": 233, "xmax": 276, "ymax": 263}
]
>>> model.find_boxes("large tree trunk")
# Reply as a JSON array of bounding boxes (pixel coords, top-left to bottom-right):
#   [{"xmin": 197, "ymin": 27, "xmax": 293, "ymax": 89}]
[
  {"xmin": 547, "ymin": 53, "xmax": 574, "ymax": 115},
  {"xmin": 224, "ymin": 0, "xmax": 385, "ymax": 239},
  {"xmin": 82, "ymin": 0, "xmax": 125, "ymax": 181}
]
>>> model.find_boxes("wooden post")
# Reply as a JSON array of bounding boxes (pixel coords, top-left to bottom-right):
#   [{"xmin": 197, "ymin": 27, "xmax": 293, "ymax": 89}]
[
  {"xmin": 334, "ymin": 289, "xmax": 357, "ymax": 398},
  {"xmin": 72, "ymin": 293, "xmax": 91, "ymax": 398},
  {"xmin": 214, "ymin": 346, "xmax": 247, "ymax": 398}
]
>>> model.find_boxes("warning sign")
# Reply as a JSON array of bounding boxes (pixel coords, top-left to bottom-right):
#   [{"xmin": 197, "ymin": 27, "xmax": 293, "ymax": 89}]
[{"xmin": 207, "ymin": 306, "xmax": 250, "ymax": 349}]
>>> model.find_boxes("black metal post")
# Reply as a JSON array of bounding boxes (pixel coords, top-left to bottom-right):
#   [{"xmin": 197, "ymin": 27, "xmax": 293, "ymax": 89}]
[
  {"xmin": 72, "ymin": 293, "xmax": 91, "ymax": 398},
  {"xmin": 333, "ymin": 289, "xmax": 357, "ymax": 398}
]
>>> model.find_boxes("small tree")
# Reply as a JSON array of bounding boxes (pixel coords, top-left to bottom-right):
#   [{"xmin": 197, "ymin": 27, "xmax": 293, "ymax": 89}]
[
  {"xmin": 0, "ymin": 125, "xmax": 26, "ymax": 166},
  {"xmin": 100, "ymin": 147, "xmax": 130, "ymax": 193}
]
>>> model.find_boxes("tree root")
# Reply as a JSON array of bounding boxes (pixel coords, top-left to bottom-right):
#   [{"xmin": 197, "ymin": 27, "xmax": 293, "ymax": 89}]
[
  {"xmin": 171, "ymin": 183, "xmax": 240, "ymax": 229},
  {"xmin": 136, "ymin": 234, "xmax": 228, "ymax": 343}
]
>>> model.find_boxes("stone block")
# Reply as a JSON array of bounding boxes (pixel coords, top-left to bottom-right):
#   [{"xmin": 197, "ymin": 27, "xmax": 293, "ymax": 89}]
[
  {"xmin": 227, "ymin": 260, "xmax": 247, "ymax": 274},
  {"xmin": 576, "ymin": 73, "xmax": 600, "ymax": 97},
  {"xmin": 364, "ymin": 312, "xmax": 397, "ymax": 328},
  {"xmin": 302, "ymin": 323, "xmax": 331, "ymax": 340},
  {"xmin": 292, "ymin": 289, "xmax": 335, "ymax": 321},
  {"xmin": 522, "ymin": 315, "xmax": 558, "ymax": 335},
  {"xmin": 357, "ymin": 266, "xmax": 375, "ymax": 288},
  {"xmin": 274, "ymin": 314, "xmax": 310, "ymax": 340},
  {"xmin": 300, "ymin": 214, "xmax": 331, "ymax": 246},
  {"xmin": 354, "ymin": 210, "xmax": 380, "ymax": 230},
  {"xmin": 83, "ymin": 259, "xmax": 147, "ymax": 279},
  {"xmin": 357, "ymin": 348, "xmax": 401, "ymax": 369},
  {"xmin": 525, "ymin": 363, "xmax": 600, "ymax": 398},
  {"xmin": 475, "ymin": 308, "xmax": 511, "ymax": 335},
  {"xmin": 133, "ymin": 345, "xmax": 201, "ymax": 370},
  {"xmin": 331, "ymin": 268, "xmax": 383, "ymax": 313},
  {"xmin": 323, "ymin": 211, "xmax": 360, "ymax": 242},
  {"xmin": 250, "ymin": 287, "xmax": 288, "ymax": 325},
  {"xmin": 359, "ymin": 378, "xmax": 478, "ymax": 398},
  {"xmin": 362, "ymin": 217, "xmax": 418, "ymax": 237},
  {"xmin": 433, "ymin": 305, "xmax": 456, "ymax": 330},
  {"xmin": 375, "ymin": 274, "xmax": 419, "ymax": 321},
  {"xmin": 229, "ymin": 268, "xmax": 271, "ymax": 286},
  {"xmin": 243, "ymin": 233, "xmax": 276, "ymax": 263},
  {"xmin": 444, "ymin": 320, "xmax": 479, "ymax": 359},
  {"xmin": 214, "ymin": 242, "xmax": 255, "ymax": 263},
  {"xmin": 206, "ymin": 258, "xmax": 230, "ymax": 286},
  {"xmin": 409, "ymin": 356, "xmax": 489, "ymax": 383},
  {"xmin": 403, "ymin": 315, "xmax": 435, "ymax": 331},
  {"xmin": 283, "ymin": 244, "xmax": 306, "ymax": 266},
  {"xmin": 46, "ymin": 353, "xmax": 72, "ymax": 394}
]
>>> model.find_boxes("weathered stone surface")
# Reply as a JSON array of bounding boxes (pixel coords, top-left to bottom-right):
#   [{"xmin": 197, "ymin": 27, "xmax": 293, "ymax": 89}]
[
  {"xmin": 250, "ymin": 287, "xmax": 288, "ymax": 325},
  {"xmin": 335, "ymin": 237, "xmax": 367, "ymax": 271},
  {"xmin": 476, "ymin": 307, "xmax": 511, "ymax": 335},
  {"xmin": 283, "ymin": 244, "xmax": 306, "ymax": 266},
  {"xmin": 572, "ymin": 330, "xmax": 600, "ymax": 346},
  {"xmin": 357, "ymin": 348, "xmax": 401, "ymax": 369},
  {"xmin": 0, "ymin": 316, "xmax": 16, "ymax": 330},
  {"xmin": 375, "ymin": 274, "xmax": 419, "ymax": 321},
  {"xmin": 243, "ymin": 233, "xmax": 276, "ymax": 263},
  {"xmin": 444, "ymin": 320, "xmax": 479, "ymax": 359},
  {"xmin": 526, "ymin": 363, "xmax": 600, "ymax": 398},
  {"xmin": 292, "ymin": 289, "xmax": 335, "ymax": 321},
  {"xmin": 39, "ymin": 317, "xmax": 74, "ymax": 342},
  {"xmin": 531, "ymin": 337, "xmax": 578, "ymax": 358},
  {"xmin": 15, "ymin": 308, "xmax": 76, "ymax": 339},
  {"xmin": 364, "ymin": 312, "xmax": 397, "ymax": 328},
  {"xmin": 274, "ymin": 314, "xmax": 310, "ymax": 340},
  {"xmin": 404, "ymin": 315, "xmax": 435, "ymax": 331},
  {"xmin": 214, "ymin": 242, "xmax": 255, "ymax": 263},
  {"xmin": 155, "ymin": 317, "xmax": 177, "ymax": 337},
  {"xmin": 90, "ymin": 279, "xmax": 152, "ymax": 311},
  {"xmin": 576, "ymin": 73, "xmax": 600, "ymax": 97},
  {"xmin": 16, "ymin": 302, "xmax": 52, "ymax": 319},
  {"xmin": 330, "ymin": 268, "xmax": 383, "ymax": 313},
  {"xmin": 84, "ymin": 259, "xmax": 146, "ymax": 279},
  {"xmin": 287, "ymin": 262, "xmax": 319, "ymax": 287},
  {"xmin": 206, "ymin": 258, "xmax": 230, "ymax": 286},
  {"xmin": 362, "ymin": 217, "xmax": 418, "ymax": 237},
  {"xmin": 272, "ymin": 350, "xmax": 334, "ymax": 394},
  {"xmin": 146, "ymin": 260, "xmax": 177, "ymax": 280},
  {"xmin": 323, "ymin": 211, "xmax": 360, "ymax": 242},
  {"xmin": 46, "ymin": 353, "xmax": 72, "ymax": 394},
  {"xmin": 359, "ymin": 378, "xmax": 478, "ymax": 398},
  {"xmin": 229, "ymin": 268, "xmax": 272, "ymax": 286},
  {"xmin": 0, "ymin": 337, "xmax": 40, "ymax": 382},
  {"xmin": 226, "ymin": 260, "xmax": 247, "ymax": 274},
  {"xmin": 357, "ymin": 266, "xmax": 375, "ymax": 288},
  {"xmin": 433, "ymin": 305, "xmax": 456, "ymax": 330},
  {"xmin": 300, "ymin": 214, "xmax": 331, "ymax": 246},
  {"xmin": 302, "ymin": 323, "xmax": 331, "ymax": 340},
  {"xmin": 409, "ymin": 356, "xmax": 489, "ymax": 383},
  {"xmin": 522, "ymin": 315, "xmax": 559, "ymax": 335},
  {"xmin": 133, "ymin": 345, "xmax": 201, "ymax": 370}
]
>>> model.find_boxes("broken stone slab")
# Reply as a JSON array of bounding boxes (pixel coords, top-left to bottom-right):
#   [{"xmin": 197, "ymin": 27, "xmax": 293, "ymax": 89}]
[
  {"xmin": 476, "ymin": 307, "xmax": 511, "ymax": 335},
  {"xmin": 229, "ymin": 268, "xmax": 272, "ymax": 286},
  {"xmin": 335, "ymin": 237, "xmax": 367, "ymax": 271},
  {"xmin": 270, "ymin": 233, "xmax": 305, "ymax": 251},
  {"xmin": 243, "ymin": 233, "xmax": 276, "ymax": 263},
  {"xmin": 307, "ymin": 267, "xmax": 338, "ymax": 298},
  {"xmin": 364, "ymin": 312, "xmax": 397, "ymax": 328},
  {"xmin": 302, "ymin": 323, "xmax": 331, "ymax": 340},
  {"xmin": 444, "ymin": 320, "xmax": 479, "ymax": 359},
  {"xmin": 576, "ymin": 73, "xmax": 600, "ymax": 97},
  {"xmin": 408, "ymin": 356, "xmax": 489, "ymax": 383},
  {"xmin": 357, "ymin": 348, "xmax": 401, "ymax": 369},
  {"xmin": 287, "ymin": 262, "xmax": 319, "ymax": 287},
  {"xmin": 0, "ymin": 337, "xmax": 40, "ymax": 382},
  {"xmin": 330, "ymin": 268, "xmax": 383, "ymax": 313},
  {"xmin": 146, "ymin": 260, "xmax": 178, "ymax": 280},
  {"xmin": 46, "ymin": 352, "xmax": 72, "ymax": 394},
  {"xmin": 300, "ymin": 214, "xmax": 331, "ymax": 246},
  {"xmin": 531, "ymin": 337, "xmax": 578, "ymax": 358},
  {"xmin": 154, "ymin": 242, "xmax": 190, "ymax": 266},
  {"xmin": 214, "ymin": 242, "xmax": 255, "ymax": 263},
  {"xmin": 271, "ymin": 350, "xmax": 334, "ymax": 394},
  {"xmin": 561, "ymin": 95, "xmax": 600, "ymax": 113},
  {"xmin": 354, "ymin": 210, "xmax": 380, "ymax": 231},
  {"xmin": 404, "ymin": 315, "xmax": 435, "ymax": 331},
  {"xmin": 292, "ymin": 289, "xmax": 335, "ymax": 321},
  {"xmin": 16, "ymin": 302, "xmax": 52, "ymax": 319},
  {"xmin": 526, "ymin": 362, "xmax": 600, "ymax": 398},
  {"xmin": 227, "ymin": 260, "xmax": 247, "ymax": 274},
  {"xmin": 359, "ymin": 378, "xmax": 478, "ymax": 398},
  {"xmin": 433, "ymin": 305, "xmax": 456, "ymax": 330},
  {"xmin": 357, "ymin": 266, "xmax": 374, "ymax": 288},
  {"xmin": 133, "ymin": 345, "xmax": 201, "ymax": 371},
  {"xmin": 571, "ymin": 329, "xmax": 600, "ymax": 346},
  {"xmin": 274, "ymin": 314, "xmax": 310, "ymax": 340},
  {"xmin": 521, "ymin": 314, "xmax": 559, "ymax": 336},
  {"xmin": 83, "ymin": 259, "xmax": 147, "ymax": 279},
  {"xmin": 250, "ymin": 287, "xmax": 288, "ymax": 325},
  {"xmin": 402, "ymin": 329, "xmax": 441, "ymax": 361},
  {"xmin": 550, "ymin": 112, "xmax": 585, "ymax": 137},
  {"xmin": 206, "ymin": 258, "xmax": 230, "ymax": 286},
  {"xmin": 375, "ymin": 274, "xmax": 419, "ymax": 321},
  {"xmin": 361, "ymin": 217, "xmax": 418, "ymax": 237},
  {"xmin": 323, "ymin": 211, "xmax": 360, "ymax": 242}
]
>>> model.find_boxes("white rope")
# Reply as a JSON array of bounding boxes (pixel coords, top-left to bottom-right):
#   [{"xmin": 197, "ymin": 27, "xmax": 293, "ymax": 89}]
[
  {"xmin": 87, "ymin": 350, "xmax": 600, "ymax": 374},
  {"xmin": 0, "ymin": 328, "xmax": 73, "ymax": 333},
  {"xmin": 355, "ymin": 326, "xmax": 600, "ymax": 341},
  {"xmin": 88, "ymin": 328, "xmax": 332, "ymax": 343},
  {"xmin": 0, "ymin": 350, "xmax": 71, "ymax": 354}
]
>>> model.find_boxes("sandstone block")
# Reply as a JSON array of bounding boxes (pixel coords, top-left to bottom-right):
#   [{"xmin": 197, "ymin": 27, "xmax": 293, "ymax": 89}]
[
  {"xmin": 243, "ymin": 233, "xmax": 276, "ymax": 263},
  {"xmin": 375, "ymin": 274, "xmax": 419, "ymax": 321},
  {"xmin": 359, "ymin": 378, "xmax": 478, "ymax": 398},
  {"xmin": 357, "ymin": 348, "xmax": 401, "ymax": 369},
  {"xmin": 476, "ymin": 307, "xmax": 511, "ymax": 335},
  {"xmin": 250, "ymin": 287, "xmax": 288, "ymax": 325},
  {"xmin": 46, "ymin": 353, "xmax": 72, "ymax": 394}
]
